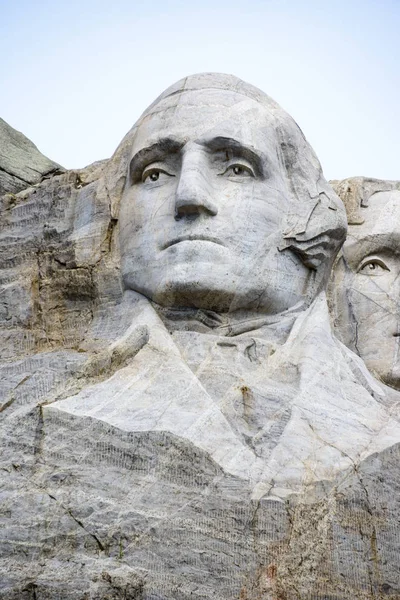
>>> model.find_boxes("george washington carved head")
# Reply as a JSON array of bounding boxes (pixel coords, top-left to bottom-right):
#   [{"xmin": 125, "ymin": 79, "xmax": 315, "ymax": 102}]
[{"xmin": 111, "ymin": 73, "xmax": 347, "ymax": 313}]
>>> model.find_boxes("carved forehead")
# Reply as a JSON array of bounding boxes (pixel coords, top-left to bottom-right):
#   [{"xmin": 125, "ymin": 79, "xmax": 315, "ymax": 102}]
[
  {"xmin": 131, "ymin": 88, "xmax": 279, "ymax": 157},
  {"xmin": 342, "ymin": 192, "xmax": 400, "ymax": 263},
  {"xmin": 131, "ymin": 73, "xmax": 283, "ymax": 144},
  {"xmin": 351, "ymin": 191, "xmax": 400, "ymax": 238}
]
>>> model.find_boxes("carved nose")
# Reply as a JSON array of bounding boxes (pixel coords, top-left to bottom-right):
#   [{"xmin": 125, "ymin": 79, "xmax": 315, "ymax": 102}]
[{"xmin": 174, "ymin": 163, "xmax": 218, "ymax": 220}]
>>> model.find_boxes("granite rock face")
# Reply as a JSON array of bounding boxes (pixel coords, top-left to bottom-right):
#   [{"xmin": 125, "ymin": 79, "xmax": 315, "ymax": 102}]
[
  {"xmin": 0, "ymin": 118, "xmax": 63, "ymax": 196},
  {"xmin": 1, "ymin": 77, "xmax": 400, "ymax": 599}
]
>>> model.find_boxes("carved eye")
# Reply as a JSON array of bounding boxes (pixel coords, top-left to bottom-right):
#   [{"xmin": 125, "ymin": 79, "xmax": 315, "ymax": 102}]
[
  {"xmin": 222, "ymin": 164, "xmax": 254, "ymax": 178},
  {"xmin": 142, "ymin": 168, "xmax": 174, "ymax": 184},
  {"xmin": 357, "ymin": 257, "xmax": 390, "ymax": 276}
]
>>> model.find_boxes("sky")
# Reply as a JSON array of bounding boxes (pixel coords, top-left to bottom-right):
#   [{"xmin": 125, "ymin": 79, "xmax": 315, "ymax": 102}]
[{"xmin": 1, "ymin": 0, "xmax": 399, "ymax": 181}]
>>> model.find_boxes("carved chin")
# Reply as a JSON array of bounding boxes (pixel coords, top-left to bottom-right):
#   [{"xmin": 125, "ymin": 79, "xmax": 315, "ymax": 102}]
[{"xmin": 140, "ymin": 272, "xmax": 239, "ymax": 312}]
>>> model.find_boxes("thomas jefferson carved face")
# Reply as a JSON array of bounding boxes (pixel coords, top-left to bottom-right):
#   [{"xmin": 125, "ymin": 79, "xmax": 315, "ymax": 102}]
[
  {"xmin": 332, "ymin": 191, "xmax": 400, "ymax": 389},
  {"xmin": 119, "ymin": 77, "xmax": 344, "ymax": 313}
]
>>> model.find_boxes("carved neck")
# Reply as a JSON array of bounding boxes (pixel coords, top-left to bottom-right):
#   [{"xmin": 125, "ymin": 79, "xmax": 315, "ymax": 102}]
[{"xmin": 152, "ymin": 302, "xmax": 306, "ymax": 338}]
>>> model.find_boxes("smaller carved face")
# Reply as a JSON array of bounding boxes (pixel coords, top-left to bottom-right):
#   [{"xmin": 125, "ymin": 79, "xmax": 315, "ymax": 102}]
[{"xmin": 332, "ymin": 191, "xmax": 400, "ymax": 389}]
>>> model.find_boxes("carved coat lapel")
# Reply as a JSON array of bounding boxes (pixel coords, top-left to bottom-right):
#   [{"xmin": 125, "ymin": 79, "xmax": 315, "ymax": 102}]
[{"xmin": 45, "ymin": 291, "xmax": 400, "ymax": 498}]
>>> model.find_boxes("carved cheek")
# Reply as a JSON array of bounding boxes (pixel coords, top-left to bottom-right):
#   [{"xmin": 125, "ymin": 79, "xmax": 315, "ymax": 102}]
[{"xmin": 349, "ymin": 274, "xmax": 400, "ymax": 337}]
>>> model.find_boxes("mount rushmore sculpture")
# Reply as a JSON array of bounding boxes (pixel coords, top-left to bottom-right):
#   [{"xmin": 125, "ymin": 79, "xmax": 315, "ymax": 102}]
[{"xmin": 1, "ymin": 74, "xmax": 400, "ymax": 600}]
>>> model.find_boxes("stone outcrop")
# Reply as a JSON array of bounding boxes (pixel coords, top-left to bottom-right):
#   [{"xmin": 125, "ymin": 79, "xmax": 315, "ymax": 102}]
[{"xmin": 0, "ymin": 118, "xmax": 63, "ymax": 196}]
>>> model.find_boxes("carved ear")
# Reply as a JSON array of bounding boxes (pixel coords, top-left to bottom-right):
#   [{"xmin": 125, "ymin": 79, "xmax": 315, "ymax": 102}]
[{"xmin": 275, "ymin": 116, "xmax": 347, "ymax": 271}]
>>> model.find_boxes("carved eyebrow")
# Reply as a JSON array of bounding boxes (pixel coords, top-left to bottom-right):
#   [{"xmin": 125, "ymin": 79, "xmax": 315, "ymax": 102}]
[
  {"xmin": 199, "ymin": 136, "xmax": 264, "ymax": 176},
  {"xmin": 129, "ymin": 138, "xmax": 183, "ymax": 183},
  {"xmin": 345, "ymin": 233, "xmax": 400, "ymax": 268},
  {"xmin": 353, "ymin": 234, "xmax": 400, "ymax": 251}
]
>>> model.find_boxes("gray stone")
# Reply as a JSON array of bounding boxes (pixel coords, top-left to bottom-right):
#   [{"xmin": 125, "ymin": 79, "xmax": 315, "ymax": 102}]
[
  {"xmin": 0, "ymin": 117, "xmax": 63, "ymax": 196},
  {"xmin": 1, "ymin": 76, "xmax": 400, "ymax": 599}
]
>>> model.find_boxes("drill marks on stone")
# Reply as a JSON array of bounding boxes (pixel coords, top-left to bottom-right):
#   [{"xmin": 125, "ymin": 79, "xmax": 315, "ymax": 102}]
[
  {"xmin": 8, "ymin": 463, "xmax": 106, "ymax": 556},
  {"xmin": 0, "ymin": 351, "xmax": 86, "ymax": 426},
  {"xmin": 0, "ymin": 168, "xmax": 119, "ymax": 372},
  {"xmin": 43, "ymin": 415, "xmax": 290, "ymax": 595}
]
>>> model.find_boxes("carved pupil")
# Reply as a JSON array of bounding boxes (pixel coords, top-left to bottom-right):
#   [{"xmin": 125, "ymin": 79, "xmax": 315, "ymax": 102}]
[{"xmin": 150, "ymin": 172, "xmax": 159, "ymax": 182}]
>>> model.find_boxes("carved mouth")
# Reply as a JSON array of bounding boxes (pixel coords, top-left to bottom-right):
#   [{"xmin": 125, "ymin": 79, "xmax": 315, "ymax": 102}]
[{"xmin": 163, "ymin": 235, "xmax": 226, "ymax": 250}]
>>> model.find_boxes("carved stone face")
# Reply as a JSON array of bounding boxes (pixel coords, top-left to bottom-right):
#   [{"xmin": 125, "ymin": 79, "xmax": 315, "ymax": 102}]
[
  {"xmin": 333, "ymin": 190, "xmax": 400, "ymax": 389},
  {"xmin": 119, "ymin": 88, "xmax": 314, "ymax": 313}
]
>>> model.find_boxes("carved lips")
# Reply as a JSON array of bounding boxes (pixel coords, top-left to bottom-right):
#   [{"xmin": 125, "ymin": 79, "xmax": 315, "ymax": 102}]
[{"xmin": 162, "ymin": 235, "xmax": 226, "ymax": 249}]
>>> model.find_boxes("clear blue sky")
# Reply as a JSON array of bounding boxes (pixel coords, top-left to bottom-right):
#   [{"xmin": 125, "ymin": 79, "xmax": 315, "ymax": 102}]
[{"xmin": 1, "ymin": 0, "xmax": 399, "ymax": 180}]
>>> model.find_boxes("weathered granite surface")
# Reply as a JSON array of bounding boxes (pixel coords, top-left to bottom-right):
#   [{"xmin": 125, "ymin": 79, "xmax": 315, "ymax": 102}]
[
  {"xmin": 1, "ymin": 76, "xmax": 400, "ymax": 599},
  {"xmin": 0, "ymin": 118, "xmax": 63, "ymax": 197}
]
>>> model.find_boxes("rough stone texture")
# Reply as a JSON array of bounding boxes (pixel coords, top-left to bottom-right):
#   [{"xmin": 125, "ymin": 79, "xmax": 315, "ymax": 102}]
[
  {"xmin": 0, "ymin": 118, "xmax": 64, "ymax": 196},
  {"xmin": 1, "ymin": 76, "xmax": 400, "ymax": 599}
]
